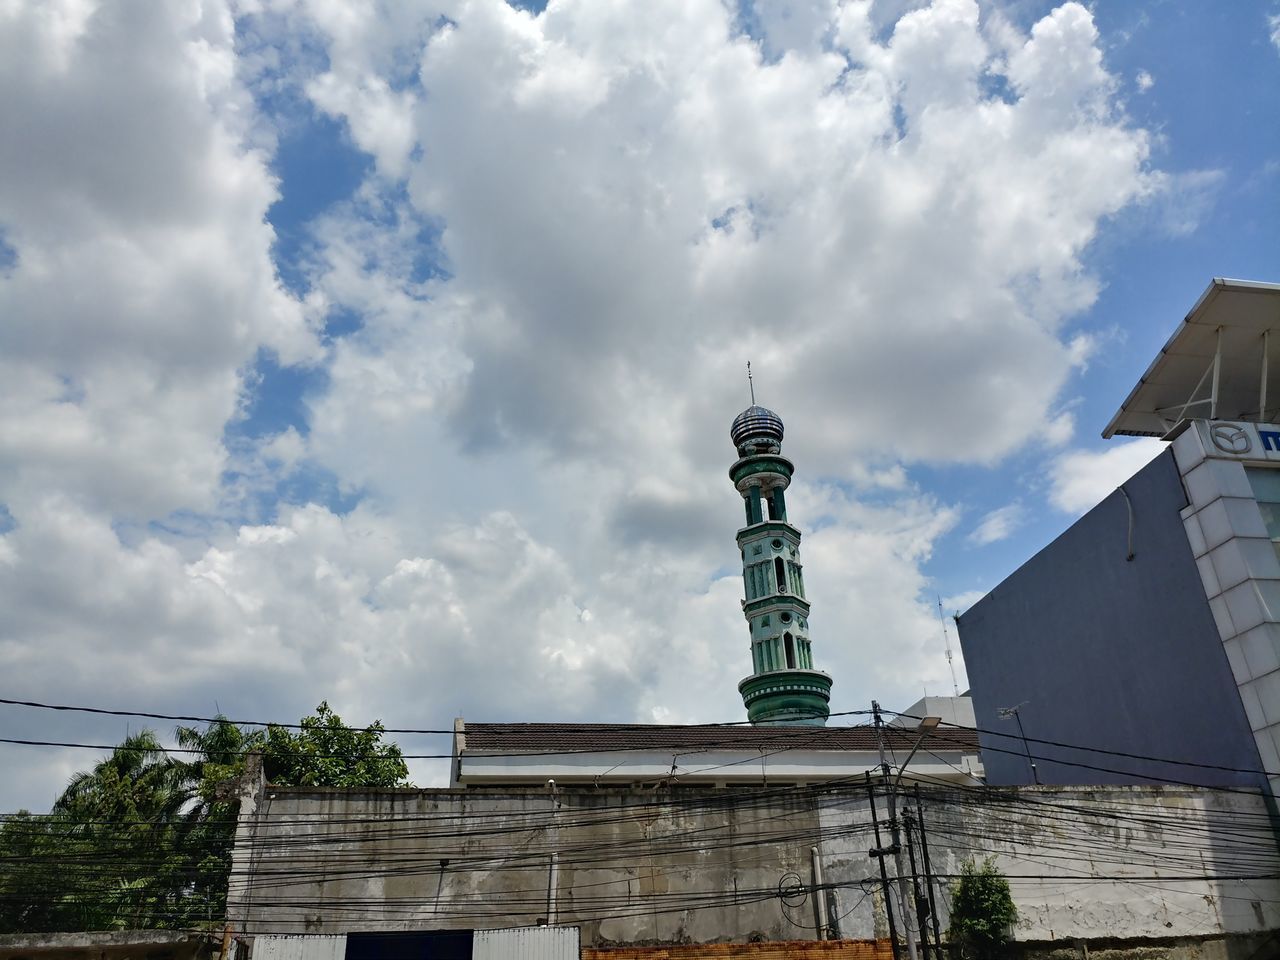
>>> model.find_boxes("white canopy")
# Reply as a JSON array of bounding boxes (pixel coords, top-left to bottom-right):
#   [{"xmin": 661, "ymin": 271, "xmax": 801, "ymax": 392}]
[{"xmin": 1104, "ymin": 278, "xmax": 1280, "ymax": 438}]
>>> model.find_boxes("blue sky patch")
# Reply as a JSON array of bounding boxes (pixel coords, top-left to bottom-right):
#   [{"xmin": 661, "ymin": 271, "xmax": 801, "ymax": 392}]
[
  {"xmin": 268, "ymin": 112, "xmax": 373, "ymax": 296},
  {"xmin": 231, "ymin": 349, "xmax": 327, "ymax": 441}
]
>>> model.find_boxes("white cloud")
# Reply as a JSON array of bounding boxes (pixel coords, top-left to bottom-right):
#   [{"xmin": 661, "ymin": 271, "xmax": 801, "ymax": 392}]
[
  {"xmin": 1146, "ymin": 168, "xmax": 1226, "ymax": 238},
  {"xmin": 303, "ymin": 0, "xmax": 1154, "ymax": 472},
  {"xmin": 1136, "ymin": 69, "xmax": 1154, "ymax": 92},
  {"xmin": 944, "ymin": 589, "xmax": 987, "ymax": 619},
  {"xmin": 1048, "ymin": 438, "xmax": 1165, "ymax": 514},
  {"xmin": 968, "ymin": 503, "xmax": 1025, "ymax": 545},
  {"xmin": 1270, "ymin": 13, "xmax": 1280, "ymax": 55},
  {"xmin": 0, "ymin": 0, "xmax": 319, "ymax": 520}
]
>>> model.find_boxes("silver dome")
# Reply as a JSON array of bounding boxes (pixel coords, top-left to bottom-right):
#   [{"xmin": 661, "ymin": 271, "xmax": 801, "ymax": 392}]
[{"xmin": 731, "ymin": 405, "xmax": 784, "ymax": 454}]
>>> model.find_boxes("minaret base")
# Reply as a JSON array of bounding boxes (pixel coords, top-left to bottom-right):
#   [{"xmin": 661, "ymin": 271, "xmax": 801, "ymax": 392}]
[{"xmin": 738, "ymin": 669, "xmax": 833, "ymax": 726}]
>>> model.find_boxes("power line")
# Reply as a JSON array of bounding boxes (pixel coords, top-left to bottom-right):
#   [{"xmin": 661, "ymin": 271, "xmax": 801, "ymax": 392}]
[
  {"xmin": 0, "ymin": 694, "xmax": 879, "ymax": 735},
  {"xmin": 7, "ymin": 691, "xmax": 1276, "ymax": 785},
  {"xmin": 8, "ymin": 776, "xmax": 1278, "ymax": 934},
  {"xmin": 890, "ymin": 708, "xmax": 1275, "ymax": 783}
]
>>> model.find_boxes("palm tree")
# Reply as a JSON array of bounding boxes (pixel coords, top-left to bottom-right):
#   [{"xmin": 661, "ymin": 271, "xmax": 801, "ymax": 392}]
[
  {"xmin": 166, "ymin": 719, "xmax": 264, "ymax": 926},
  {"xmin": 55, "ymin": 731, "xmax": 188, "ymax": 823},
  {"xmin": 32, "ymin": 732, "xmax": 190, "ymax": 930}
]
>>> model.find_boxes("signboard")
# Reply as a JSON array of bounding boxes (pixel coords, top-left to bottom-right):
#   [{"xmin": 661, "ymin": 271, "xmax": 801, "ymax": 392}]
[{"xmin": 1196, "ymin": 420, "xmax": 1280, "ymax": 461}]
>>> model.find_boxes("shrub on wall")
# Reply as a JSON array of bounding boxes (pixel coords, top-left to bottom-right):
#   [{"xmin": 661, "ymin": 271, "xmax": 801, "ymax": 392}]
[{"xmin": 948, "ymin": 856, "xmax": 1017, "ymax": 958}]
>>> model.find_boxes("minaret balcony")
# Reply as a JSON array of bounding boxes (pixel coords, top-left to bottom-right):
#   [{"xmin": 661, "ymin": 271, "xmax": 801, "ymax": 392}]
[
  {"xmin": 738, "ymin": 669, "xmax": 833, "ymax": 726},
  {"xmin": 730, "ymin": 454, "xmax": 794, "ymax": 490},
  {"xmin": 735, "ymin": 519, "xmax": 801, "ymax": 542},
  {"xmin": 742, "ymin": 594, "xmax": 810, "ymax": 618}
]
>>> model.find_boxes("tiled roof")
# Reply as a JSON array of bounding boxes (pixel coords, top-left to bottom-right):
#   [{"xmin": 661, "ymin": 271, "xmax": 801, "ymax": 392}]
[{"xmin": 461, "ymin": 722, "xmax": 979, "ymax": 753}]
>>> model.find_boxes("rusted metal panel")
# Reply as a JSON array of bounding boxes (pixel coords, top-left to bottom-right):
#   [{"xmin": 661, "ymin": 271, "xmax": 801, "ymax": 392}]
[
  {"xmin": 251, "ymin": 935, "xmax": 347, "ymax": 960},
  {"xmin": 473, "ymin": 925, "xmax": 580, "ymax": 960}
]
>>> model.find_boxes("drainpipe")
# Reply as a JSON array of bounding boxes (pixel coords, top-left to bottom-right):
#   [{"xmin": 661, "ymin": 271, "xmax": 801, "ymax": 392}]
[
  {"xmin": 547, "ymin": 781, "xmax": 560, "ymax": 925},
  {"xmin": 547, "ymin": 851, "xmax": 559, "ymax": 925},
  {"xmin": 811, "ymin": 846, "xmax": 828, "ymax": 939}
]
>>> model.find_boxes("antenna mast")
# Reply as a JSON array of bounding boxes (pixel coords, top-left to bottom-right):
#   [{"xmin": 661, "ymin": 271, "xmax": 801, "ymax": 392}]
[
  {"xmin": 747, "ymin": 361, "xmax": 756, "ymax": 404},
  {"xmin": 938, "ymin": 596, "xmax": 960, "ymax": 697}
]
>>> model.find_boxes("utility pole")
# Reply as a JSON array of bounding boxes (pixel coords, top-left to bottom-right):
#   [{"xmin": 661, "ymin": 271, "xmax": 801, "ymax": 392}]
[
  {"xmin": 915, "ymin": 786, "xmax": 944, "ymax": 955},
  {"xmin": 902, "ymin": 810, "xmax": 932, "ymax": 960},
  {"xmin": 872, "ymin": 701, "xmax": 919, "ymax": 960},
  {"xmin": 865, "ymin": 771, "xmax": 901, "ymax": 960}
]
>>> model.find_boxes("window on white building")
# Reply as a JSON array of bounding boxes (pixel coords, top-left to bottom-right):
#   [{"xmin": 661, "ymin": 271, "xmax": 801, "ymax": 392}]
[{"xmin": 1246, "ymin": 467, "xmax": 1280, "ymax": 561}]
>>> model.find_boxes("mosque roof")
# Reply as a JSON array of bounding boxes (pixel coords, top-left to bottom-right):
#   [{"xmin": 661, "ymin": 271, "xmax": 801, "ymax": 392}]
[{"xmin": 461, "ymin": 721, "xmax": 979, "ymax": 754}]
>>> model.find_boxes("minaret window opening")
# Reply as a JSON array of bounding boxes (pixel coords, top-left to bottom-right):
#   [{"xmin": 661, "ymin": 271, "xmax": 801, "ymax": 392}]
[
  {"xmin": 784, "ymin": 632, "xmax": 796, "ymax": 669},
  {"xmin": 773, "ymin": 556, "xmax": 786, "ymax": 594}
]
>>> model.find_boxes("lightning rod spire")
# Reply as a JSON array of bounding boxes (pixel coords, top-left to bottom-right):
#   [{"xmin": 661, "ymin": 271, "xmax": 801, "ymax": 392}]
[{"xmin": 747, "ymin": 361, "xmax": 756, "ymax": 405}]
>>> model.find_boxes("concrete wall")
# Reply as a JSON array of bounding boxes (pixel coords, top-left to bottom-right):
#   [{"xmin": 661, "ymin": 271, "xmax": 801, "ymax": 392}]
[
  {"xmin": 956, "ymin": 448, "xmax": 1263, "ymax": 788},
  {"xmin": 818, "ymin": 784, "xmax": 1280, "ymax": 943},
  {"xmin": 227, "ymin": 781, "xmax": 1280, "ymax": 947},
  {"xmin": 229, "ymin": 785, "xmax": 820, "ymax": 945},
  {"xmin": 0, "ymin": 933, "xmax": 216, "ymax": 960}
]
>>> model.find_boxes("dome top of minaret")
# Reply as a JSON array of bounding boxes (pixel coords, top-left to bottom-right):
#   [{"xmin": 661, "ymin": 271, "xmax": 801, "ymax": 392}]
[{"xmin": 731, "ymin": 404, "xmax": 784, "ymax": 456}]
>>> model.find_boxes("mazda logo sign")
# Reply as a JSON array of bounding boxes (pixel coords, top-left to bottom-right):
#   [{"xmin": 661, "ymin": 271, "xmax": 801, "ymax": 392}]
[{"xmin": 1209, "ymin": 423, "xmax": 1252, "ymax": 455}]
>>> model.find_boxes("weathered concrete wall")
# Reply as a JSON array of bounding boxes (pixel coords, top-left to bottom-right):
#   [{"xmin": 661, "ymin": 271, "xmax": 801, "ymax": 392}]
[
  {"xmin": 0, "ymin": 932, "xmax": 217, "ymax": 960},
  {"xmin": 228, "ymin": 782, "xmax": 1280, "ymax": 947},
  {"xmin": 1007, "ymin": 933, "xmax": 1280, "ymax": 960},
  {"xmin": 817, "ymin": 785, "xmax": 1280, "ymax": 943},
  {"xmin": 230, "ymin": 786, "xmax": 822, "ymax": 944}
]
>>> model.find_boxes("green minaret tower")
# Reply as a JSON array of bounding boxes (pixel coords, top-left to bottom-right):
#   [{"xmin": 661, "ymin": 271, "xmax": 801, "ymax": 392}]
[{"xmin": 730, "ymin": 402, "xmax": 833, "ymax": 725}]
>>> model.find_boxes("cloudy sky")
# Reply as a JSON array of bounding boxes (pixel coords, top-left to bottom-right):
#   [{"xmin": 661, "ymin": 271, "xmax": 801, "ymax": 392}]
[{"xmin": 1, "ymin": 0, "xmax": 1277, "ymax": 810}]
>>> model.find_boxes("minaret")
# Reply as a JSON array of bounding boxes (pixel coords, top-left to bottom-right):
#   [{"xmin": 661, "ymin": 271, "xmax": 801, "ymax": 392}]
[{"xmin": 730, "ymin": 401, "xmax": 833, "ymax": 726}]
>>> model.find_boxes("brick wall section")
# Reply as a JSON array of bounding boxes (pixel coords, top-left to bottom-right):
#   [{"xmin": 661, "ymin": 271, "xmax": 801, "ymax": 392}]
[{"xmin": 583, "ymin": 940, "xmax": 892, "ymax": 960}]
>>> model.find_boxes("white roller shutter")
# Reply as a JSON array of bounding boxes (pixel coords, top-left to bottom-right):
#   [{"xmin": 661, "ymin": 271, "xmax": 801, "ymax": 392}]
[
  {"xmin": 252, "ymin": 935, "xmax": 348, "ymax": 960},
  {"xmin": 472, "ymin": 925, "xmax": 579, "ymax": 960}
]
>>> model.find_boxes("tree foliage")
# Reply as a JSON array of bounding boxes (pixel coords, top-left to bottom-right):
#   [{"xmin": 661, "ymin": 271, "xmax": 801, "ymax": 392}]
[
  {"xmin": 947, "ymin": 856, "xmax": 1018, "ymax": 958},
  {"xmin": 0, "ymin": 703, "xmax": 409, "ymax": 933},
  {"xmin": 260, "ymin": 701, "xmax": 408, "ymax": 788}
]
